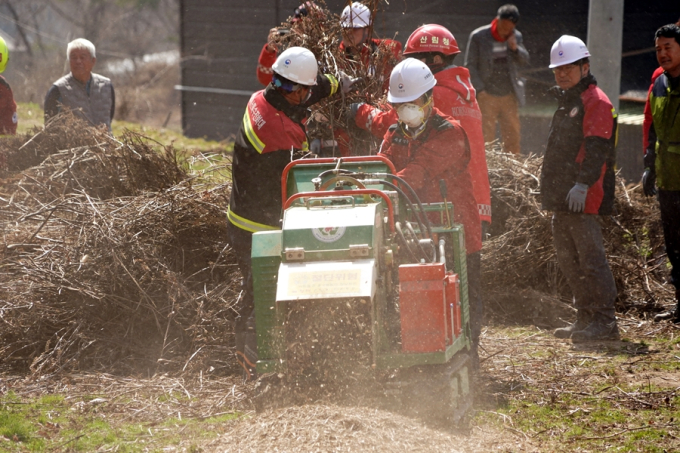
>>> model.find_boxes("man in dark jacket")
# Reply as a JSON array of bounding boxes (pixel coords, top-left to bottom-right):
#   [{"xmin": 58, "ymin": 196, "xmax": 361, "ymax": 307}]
[
  {"xmin": 464, "ymin": 4, "xmax": 529, "ymax": 155},
  {"xmin": 228, "ymin": 46, "xmax": 340, "ymax": 379},
  {"xmin": 643, "ymin": 24, "xmax": 680, "ymax": 323},
  {"xmin": 541, "ymin": 36, "xmax": 619, "ymax": 342}
]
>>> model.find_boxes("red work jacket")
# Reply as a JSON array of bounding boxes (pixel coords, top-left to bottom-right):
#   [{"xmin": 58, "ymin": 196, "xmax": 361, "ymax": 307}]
[{"xmin": 380, "ymin": 109, "xmax": 482, "ymax": 254}]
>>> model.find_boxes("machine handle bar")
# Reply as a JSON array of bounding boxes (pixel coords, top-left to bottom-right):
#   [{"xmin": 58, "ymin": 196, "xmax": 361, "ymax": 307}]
[
  {"xmin": 281, "ymin": 156, "xmax": 397, "ymax": 206},
  {"xmin": 284, "ymin": 189, "xmax": 395, "ymax": 233}
]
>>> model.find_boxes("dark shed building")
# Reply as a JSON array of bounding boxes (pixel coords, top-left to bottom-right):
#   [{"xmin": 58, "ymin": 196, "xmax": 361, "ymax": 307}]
[{"xmin": 179, "ymin": 0, "xmax": 679, "ymax": 149}]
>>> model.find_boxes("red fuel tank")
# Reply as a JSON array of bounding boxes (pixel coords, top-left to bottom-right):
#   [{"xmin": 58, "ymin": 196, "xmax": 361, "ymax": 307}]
[{"xmin": 399, "ymin": 263, "xmax": 448, "ymax": 352}]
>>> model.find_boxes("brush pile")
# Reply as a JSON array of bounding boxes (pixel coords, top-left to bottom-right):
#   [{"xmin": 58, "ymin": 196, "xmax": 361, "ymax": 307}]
[
  {"xmin": 268, "ymin": 0, "xmax": 399, "ymax": 155},
  {"xmin": 0, "ymin": 114, "xmax": 238, "ymax": 376},
  {"xmin": 0, "ymin": 111, "xmax": 673, "ymax": 376},
  {"xmin": 482, "ymin": 144, "xmax": 671, "ymax": 321}
]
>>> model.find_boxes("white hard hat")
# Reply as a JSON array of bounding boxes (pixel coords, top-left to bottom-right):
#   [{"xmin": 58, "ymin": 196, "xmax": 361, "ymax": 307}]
[
  {"xmin": 272, "ymin": 46, "xmax": 318, "ymax": 86},
  {"xmin": 549, "ymin": 35, "xmax": 591, "ymax": 68},
  {"xmin": 341, "ymin": 2, "xmax": 371, "ymax": 28},
  {"xmin": 387, "ymin": 58, "xmax": 437, "ymax": 103}
]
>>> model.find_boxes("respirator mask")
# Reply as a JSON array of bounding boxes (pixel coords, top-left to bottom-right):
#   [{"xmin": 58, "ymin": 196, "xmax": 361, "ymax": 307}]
[{"xmin": 396, "ymin": 96, "xmax": 432, "ymax": 129}]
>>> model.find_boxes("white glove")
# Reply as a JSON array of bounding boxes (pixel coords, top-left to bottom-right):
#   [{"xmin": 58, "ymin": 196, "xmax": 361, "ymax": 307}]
[
  {"xmin": 565, "ymin": 183, "xmax": 588, "ymax": 213},
  {"xmin": 310, "ymin": 138, "xmax": 321, "ymax": 155},
  {"xmin": 338, "ymin": 71, "xmax": 360, "ymax": 94}
]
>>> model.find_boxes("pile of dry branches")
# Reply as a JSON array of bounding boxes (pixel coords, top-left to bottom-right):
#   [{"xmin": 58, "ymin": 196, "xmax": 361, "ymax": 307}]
[
  {"xmin": 482, "ymin": 146, "xmax": 671, "ymax": 318},
  {"xmin": 270, "ymin": 0, "xmax": 399, "ymax": 154},
  {"xmin": 1, "ymin": 115, "xmax": 238, "ymax": 376},
  {"xmin": 0, "ymin": 112, "xmax": 672, "ymax": 377}
]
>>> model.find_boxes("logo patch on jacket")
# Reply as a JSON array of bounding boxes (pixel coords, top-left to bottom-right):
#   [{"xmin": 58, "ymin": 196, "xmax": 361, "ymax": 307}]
[
  {"xmin": 392, "ymin": 134, "xmax": 409, "ymax": 146},
  {"xmin": 569, "ymin": 107, "xmax": 579, "ymax": 117}
]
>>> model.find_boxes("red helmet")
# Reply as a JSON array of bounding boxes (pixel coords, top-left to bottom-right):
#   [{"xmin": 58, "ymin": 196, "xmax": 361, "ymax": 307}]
[{"xmin": 404, "ymin": 24, "xmax": 460, "ymax": 56}]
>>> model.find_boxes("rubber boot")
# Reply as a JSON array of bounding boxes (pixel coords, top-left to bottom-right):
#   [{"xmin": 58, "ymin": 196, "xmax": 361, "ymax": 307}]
[
  {"xmin": 553, "ymin": 309, "xmax": 592, "ymax": 339},
  {"xmin": 571, "ymin": 310, "xmax": 620, "ymax": 342},
  {"xmin": 653, "ymin": 289, "xmax": 680, "ymax": 323}
]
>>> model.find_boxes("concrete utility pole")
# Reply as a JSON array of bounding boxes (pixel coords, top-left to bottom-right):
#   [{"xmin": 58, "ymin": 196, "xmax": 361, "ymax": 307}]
[{"xmin": 587, "ymin": 0, "xmax": 624, "ymax": 112}]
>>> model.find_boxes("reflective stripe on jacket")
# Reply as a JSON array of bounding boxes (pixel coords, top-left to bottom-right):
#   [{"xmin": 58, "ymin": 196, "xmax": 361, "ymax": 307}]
[{"xmin": 228, "ymin": 75, "xmax": 337, "ymax": 232}]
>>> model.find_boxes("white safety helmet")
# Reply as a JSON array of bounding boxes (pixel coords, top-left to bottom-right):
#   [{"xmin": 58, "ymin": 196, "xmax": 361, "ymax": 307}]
[
  {"xmin": 341, "ymin": 2, "xmax": 371, "ymax": 28},
  {"xmin": 387, "ymin": 58, "xmax": 437, "ymax": 103},
  {"xmin": 271, "ymin": 46, "xmax": 318, "ymax": 86},
  {"xmin": 549, "ymin": 35, "xmax": 591, "ymax": 68}
]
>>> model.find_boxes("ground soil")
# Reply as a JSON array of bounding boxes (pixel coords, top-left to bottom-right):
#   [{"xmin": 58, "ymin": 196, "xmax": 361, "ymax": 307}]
[{"xmin": 4, "ymin": 308, "xmax": 678, "ymax": 452}]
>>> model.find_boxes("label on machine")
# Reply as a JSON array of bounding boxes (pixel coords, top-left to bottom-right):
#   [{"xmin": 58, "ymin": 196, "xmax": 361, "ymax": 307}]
[{"xmin": 276, "ymin": 259, "xmax": 376, "ymax": 301}]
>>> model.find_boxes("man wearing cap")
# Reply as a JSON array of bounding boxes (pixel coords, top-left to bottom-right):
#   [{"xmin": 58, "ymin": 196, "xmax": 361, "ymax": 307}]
[
  {"xmin": 643, "ymin": 24, "xmax": 680, "ymax": 323},
  {"xmin": 541, "ymin": 35, "xmax": 618, "ymax": 342},
  {"xmin": 464, "ymin": 4, "xmax": 529, "ymax": 155},
  {"xmin": 228, "ymin": 47, "xmax": 342, "ymax": 379},
  {"xmin": 379, "ymin": 58, "xmax": 483, "ymax": 368}
]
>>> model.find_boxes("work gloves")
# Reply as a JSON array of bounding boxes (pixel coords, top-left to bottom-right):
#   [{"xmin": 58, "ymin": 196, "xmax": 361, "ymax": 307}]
[
  {"xmin": 347, "ymin": 102, "xmax": 364, "ymax": 123},
  {"xmin": 642, "ymin": 168, "xmax": 657, "ymax": 197},
  {"xmin": 310, "ymin": 138, "xmax": 322, "ymax": 155},
  {"xmin": 338, "ymin": 71, "xmax": 360, "ymax": 94},
  {"xmin": 565, "ymin": 183, "xmax": 588, "ymax": 212}
]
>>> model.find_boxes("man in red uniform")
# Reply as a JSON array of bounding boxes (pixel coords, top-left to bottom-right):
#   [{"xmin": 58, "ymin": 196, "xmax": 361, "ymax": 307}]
[
  {"xmin": 0, "ymin": 36, "xmax": 17, "ymax": 136},
  {"xmin": 315, "ymin": 2, "xmax": 401, "ymax": 158},
  {"xmin": 338, "ymin": 2, "xmax": 401, "ymax": 90},
  {"xmin": 350, "ymin": 25, "xmax": 492, "ymax": 232},
  {"xmin": 229, "ymin": 47, "xmax": 340, "ymax": 379},
  {"xmin": 541, "ymin": 36, "xmax": 619, "ymax": 341},
  {"xmin": 379, "ymin": 58, "xmax": 483, "ymax": 368}
]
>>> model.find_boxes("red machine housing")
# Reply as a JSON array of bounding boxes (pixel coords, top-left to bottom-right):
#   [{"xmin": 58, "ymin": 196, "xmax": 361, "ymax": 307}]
[{"xmin": 399, "ymin": 263, "xmax": 461, "ymax": 353}]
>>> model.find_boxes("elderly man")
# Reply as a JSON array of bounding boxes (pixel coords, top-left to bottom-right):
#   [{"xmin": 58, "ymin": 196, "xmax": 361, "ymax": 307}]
[
  {"xmin": 541, "ymin": 36, "xmax": 618, "ymax": 342},
  {"xmin": 643, "ymin": 24, "xmax": 680, "ymax": 323},
  {"xmin": 44, "ymin": 38, "xmax": 115, "ymax": 130},
  {"xmin": 464, "ymin": 4, "xmax": 529, "ymax": 155}
]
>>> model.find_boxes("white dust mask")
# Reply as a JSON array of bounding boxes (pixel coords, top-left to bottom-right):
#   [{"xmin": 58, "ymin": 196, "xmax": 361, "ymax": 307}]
[{"xmin": 396, "ymin": 97, "xmax": 431, "ymax": 128}]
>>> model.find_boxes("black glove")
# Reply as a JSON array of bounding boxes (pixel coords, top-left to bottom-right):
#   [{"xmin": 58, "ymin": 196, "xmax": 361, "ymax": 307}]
[{"xmin": 642, "ymin": 168, "xmax": 657, "ymax": 197}]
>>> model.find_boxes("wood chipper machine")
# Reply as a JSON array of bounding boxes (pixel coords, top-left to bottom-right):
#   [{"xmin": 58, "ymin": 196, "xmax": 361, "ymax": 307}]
[{"xmin": 251, "ymin": 156, "xmax": 473, "ymax": 423}]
